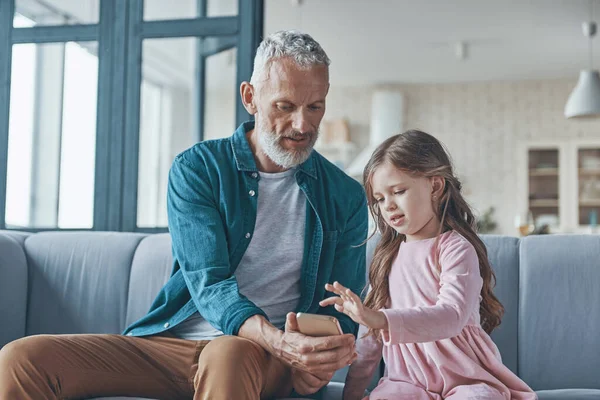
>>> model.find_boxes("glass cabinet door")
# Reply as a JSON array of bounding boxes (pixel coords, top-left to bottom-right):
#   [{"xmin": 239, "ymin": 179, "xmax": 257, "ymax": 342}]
[
  {"xmin": 577, "ymin": 147, "xmax": 600, "ymax": 228},
  {"xmin": 527, "ymin": 148, "xmax": 560, "ymax": 232}
]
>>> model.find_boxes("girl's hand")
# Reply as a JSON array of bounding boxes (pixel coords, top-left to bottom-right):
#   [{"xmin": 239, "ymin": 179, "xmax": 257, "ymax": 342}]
[{"xmin": 319, "ymin": 281, "xmax": 388, "ymax": 330}]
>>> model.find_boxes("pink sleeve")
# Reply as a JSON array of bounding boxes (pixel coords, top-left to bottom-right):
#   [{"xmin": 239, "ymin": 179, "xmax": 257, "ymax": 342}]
[{"xmin": 381, "ymin": 237, "xmax": 482, "ymax": 345}]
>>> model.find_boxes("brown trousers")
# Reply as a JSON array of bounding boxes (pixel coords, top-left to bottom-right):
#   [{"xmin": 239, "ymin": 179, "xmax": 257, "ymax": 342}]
[{"xmin": 0, "ymin": 333, "xmax": 293, "ymax": 400}]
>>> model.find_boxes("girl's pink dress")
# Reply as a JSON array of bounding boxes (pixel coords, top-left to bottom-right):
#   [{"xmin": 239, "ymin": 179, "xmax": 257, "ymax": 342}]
[{"xmin": 361, "ymin": 231, "xmax": 537, "ymax": 399}]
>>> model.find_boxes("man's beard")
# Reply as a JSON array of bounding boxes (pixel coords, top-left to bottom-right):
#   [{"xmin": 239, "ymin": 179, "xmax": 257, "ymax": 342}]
[{"xmin": 257, "ymin": 125, "xmax": 319, "ymax": 169}]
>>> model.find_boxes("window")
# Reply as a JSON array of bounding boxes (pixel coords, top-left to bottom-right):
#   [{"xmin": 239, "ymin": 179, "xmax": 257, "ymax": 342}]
[
  {"xmin": 1, "ymin": 1, "xmax": 263, "ymax": 231},
  {"xmin": 15, "ymin": 0, "xmax": 99, "ymax": 26},
  {"xmin": 5, "ymin": 41, "xmax": 98, "ymax": 229},
  {"xmin": 136, "ymin": 37, "xmax": 237, "ymax": 228}
]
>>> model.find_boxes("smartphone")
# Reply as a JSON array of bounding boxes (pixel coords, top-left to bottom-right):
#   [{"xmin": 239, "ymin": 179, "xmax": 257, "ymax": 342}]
[{"xmin": 296, "ymin": 312, "xmax": 343, "ymax": 337}]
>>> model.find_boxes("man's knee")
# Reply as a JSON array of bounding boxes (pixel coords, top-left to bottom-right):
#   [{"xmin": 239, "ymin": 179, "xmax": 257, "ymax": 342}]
[
  {"xmin": 0, "ymin": 336, "xmax": 43, "ymax": 373},
  {"xmin": 0, "ymin": 336, "xmax": 49, "ymax": 393},
  {"xmin": 198, "ymin": 335, "xmax": 266, "ymax": 369}
]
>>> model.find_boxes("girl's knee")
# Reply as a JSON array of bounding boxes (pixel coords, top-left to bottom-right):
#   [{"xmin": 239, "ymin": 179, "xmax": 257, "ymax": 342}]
[{"xmin": 445, "ymin": 383, "xmax": 506, "ymax": 399}]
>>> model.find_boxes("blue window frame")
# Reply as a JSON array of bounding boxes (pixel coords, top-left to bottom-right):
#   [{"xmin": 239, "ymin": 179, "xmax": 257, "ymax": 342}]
[{"xmin": 0, "ymin": 0, "xmax": 264, "ymax": 232}]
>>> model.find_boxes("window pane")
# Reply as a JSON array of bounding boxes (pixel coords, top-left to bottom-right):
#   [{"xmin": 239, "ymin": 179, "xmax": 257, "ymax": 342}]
[
  {"xmin": 5, "ymin": 44, "xmax": 36, "ymax": 228},
  {"xmin": 143, "ymin": 0, "xmax": 237, "ymax": 20},
  {"xmin": 144, "ymin": 0, "xmax": 197, "ymax": 20},
  {"xmin": 207, "ymin": 0, "xmax": 238, "ymax": 17},
  {"xmin": 5, "ymin": 42, "xmax": 98, "ymax": 229},
  {"xmin": 15, "ymin": 0, "xmax": 99, "ymax": 26},
  {"xmin": 137, "ymin": 38, "xmax": 198, "ymax": 228},
  {"xmin": 14, "ymin": 13, "xmax": 35, "ymax": 28},
  {"xmin": 204, "ymin": 47, "xmax": 237, "ymax": 140},
  {"xmin": 136, "ymin": 38, "xmax": 237, "ymax": 228},
  {"xmin": 58, "ymin": 43, "xmax": 98, "ymax": 229}
]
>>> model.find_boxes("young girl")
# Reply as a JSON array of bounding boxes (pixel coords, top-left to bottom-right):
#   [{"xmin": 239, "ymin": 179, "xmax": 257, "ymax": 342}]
[{"xmin": 320, "ymin": 130, "xmax": 537, "ymax": 399}]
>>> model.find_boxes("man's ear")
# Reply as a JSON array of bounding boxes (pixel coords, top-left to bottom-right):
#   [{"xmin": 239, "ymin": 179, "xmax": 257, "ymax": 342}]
[
  {"xmin": 431, "ymin": 176, "xmax": 445, "ymax": 199},
  {"xmin": 240, "ymin": 81, "xmax": 257, "ymax": 115}
]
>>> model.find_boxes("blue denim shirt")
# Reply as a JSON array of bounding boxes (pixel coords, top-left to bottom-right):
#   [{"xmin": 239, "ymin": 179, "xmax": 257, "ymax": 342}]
[{"xmin": 124, "ymin": 121, "xmax": 367, "ymax": 337}]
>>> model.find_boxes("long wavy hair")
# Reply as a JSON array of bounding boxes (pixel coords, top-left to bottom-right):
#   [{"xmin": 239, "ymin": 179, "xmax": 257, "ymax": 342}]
[{"xmin": 363, "ymin": 130, "xmax": 504, "ymax": 337}]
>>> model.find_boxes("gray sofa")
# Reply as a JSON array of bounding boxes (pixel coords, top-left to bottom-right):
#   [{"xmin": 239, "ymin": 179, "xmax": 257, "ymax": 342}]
[{"xmin": 0, "ymin": 230, "xmax": 599, "ymax": 399}]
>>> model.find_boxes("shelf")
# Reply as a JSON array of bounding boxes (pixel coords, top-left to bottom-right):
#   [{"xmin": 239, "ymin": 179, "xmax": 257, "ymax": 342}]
[
  {"xmin": 578, "ymin": 168, "xmax": 600, "ymax": 176},
  {"xmin": 530, "ymin": 199, "xmax": 559, "ymax": 207},
  {"xmin": 529, "ymin": 168, "xmax": 559, "ymax": 176},
  {"xmin": 579, "ymin": 200, "xmax": 600, "ymax": 207}
]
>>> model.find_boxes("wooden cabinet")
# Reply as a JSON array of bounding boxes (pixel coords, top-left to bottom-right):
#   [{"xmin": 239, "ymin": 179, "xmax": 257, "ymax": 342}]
[{"xmin": 518, "ymin": 140, "xmax": 600, "ymax": 234}]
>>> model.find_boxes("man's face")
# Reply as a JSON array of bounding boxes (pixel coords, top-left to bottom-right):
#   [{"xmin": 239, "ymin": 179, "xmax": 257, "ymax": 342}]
[{"xmin": 253, "ymin": 58, "xmax": 329, "ymax": 169}]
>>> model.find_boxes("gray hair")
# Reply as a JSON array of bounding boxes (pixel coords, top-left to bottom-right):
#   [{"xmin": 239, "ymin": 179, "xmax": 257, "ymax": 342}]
[{"xmin": 250, "ymin": 30, "xmax": 330, "ymax": 85}]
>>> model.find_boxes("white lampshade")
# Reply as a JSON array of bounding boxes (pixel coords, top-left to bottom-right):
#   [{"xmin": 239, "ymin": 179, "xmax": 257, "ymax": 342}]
[{"xmin": 565, "ymin": 70, "xmax": 600, "ymax": 118}]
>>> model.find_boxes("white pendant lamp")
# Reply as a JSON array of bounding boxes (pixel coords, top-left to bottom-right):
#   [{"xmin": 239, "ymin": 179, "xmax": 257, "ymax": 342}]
[
  {"xmin": 565, "ymin": 70, "xmax": 600, "ymax": 118},
  {"xmin": 565, "ymin": 2, "xmax": 600, "ymax": 118}
]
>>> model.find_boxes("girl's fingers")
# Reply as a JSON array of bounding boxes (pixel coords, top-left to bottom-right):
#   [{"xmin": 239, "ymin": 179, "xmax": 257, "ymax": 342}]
[
  {"xmin": 319, "ymin": 297, "xmax": 342, "ymax": 307},
  {"xmin": 333, "ymin": 281, "xmax": 348, "ymax": 292},
  {"xmin": 334, "ymin": 303, "xmax": 345, "ymax": 313},
  {"xmin": 325, "ymin": 283, "xmax": 344, "ymax": 296},
  {"xmin": 346, "ymin": 288, "xmax": 361, "ymax": 303}
]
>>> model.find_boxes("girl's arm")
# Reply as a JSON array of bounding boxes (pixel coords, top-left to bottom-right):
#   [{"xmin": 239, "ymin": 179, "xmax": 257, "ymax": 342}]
[
  {"xmin": 342, "ymin": 324, "xmax": 383, "ymax": 400},
  {"xmin": 381, "ymin": 237, "xmax": 482, "ymax": 345}
]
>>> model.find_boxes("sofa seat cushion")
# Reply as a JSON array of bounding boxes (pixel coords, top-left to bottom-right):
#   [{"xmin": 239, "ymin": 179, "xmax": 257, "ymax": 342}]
[
  {"xmin": 91, "ymin": 382, "xmax": 349, "ymax": 400},
  {"xmin": 536, "ymin": 389, "xmax": 600, "ymax": 399}
]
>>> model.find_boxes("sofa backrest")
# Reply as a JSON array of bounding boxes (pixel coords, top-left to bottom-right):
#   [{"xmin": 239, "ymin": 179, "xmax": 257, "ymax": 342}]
[
  {"xmin": 0, "ymin": 232, "xmax": 29, "ymax": 347},
  {"xmin": 125, "ymin": 234, "xmax": 173, "ymax": 327},
  {"xmin": 518, "ymin": 234, "xmax": 600, "ymax": 391},
  {"xmin": 23, "ymin": 232, "xmax": 145, "ymax": 336},
  {"xmin": 481, "ymin": 235, "xmax": 520, "ymax": 375},
  {"xmin": 3, "ymin": 230, "xmax": 600, "ymax": 393}
]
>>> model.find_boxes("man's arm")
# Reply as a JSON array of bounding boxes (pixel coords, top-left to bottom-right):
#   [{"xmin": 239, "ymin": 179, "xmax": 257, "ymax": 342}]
[
  {"xmin": 318, "ymin": 192, "xmax": 369, "ymax": 334},
  {"xmin": 167, "ymin": 155, "xmax": 267, "ymax": 335}
]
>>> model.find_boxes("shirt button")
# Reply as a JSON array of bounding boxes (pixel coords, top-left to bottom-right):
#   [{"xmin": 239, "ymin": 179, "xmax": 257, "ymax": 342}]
[
  {"xmin": 251, "ymin": 172, "xmax": 258, "ymax": 178},
  {"xmin": 245, "ymin": 232, "xmax": 251, "ymax": 239},
  {"xmin": 164, "ymin": 322, "xmax": 170, "ymax": 328},
  {"xmin": 249, "ymin": 190, "xmax": 255, "ymax": 197}
]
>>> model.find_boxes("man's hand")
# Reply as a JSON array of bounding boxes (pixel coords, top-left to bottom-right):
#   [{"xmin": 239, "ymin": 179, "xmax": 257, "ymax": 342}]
[
  {"xmin": 319, "ymin": 281, "xmax": 388, "ymax": 330},
  {"xmin": 291, "ymin": 368, "xmax": 333, "ymax": 396},
  {"xmin": 280, "ymin": 312, "xmax": 357, "ymax": 376},
  {"xmin": 284, "ymin": 312, "xmax": 355, "ymax": 395}
]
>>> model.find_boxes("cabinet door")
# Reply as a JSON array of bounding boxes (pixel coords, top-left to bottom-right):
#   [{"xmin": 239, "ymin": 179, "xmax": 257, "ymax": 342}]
[
  {"xmin": 527, "ymin": 147, "xmax": 562, "ymax": 232},
  {"xmin": 576, "ymin": 146, "xmax": 600, "ymax": 228}
]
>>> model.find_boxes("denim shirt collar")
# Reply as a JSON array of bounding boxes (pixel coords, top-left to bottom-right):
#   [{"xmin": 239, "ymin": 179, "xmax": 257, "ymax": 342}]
[{"xmin": 231, "ymin": 121, "xmax": 318, "ymax": 180}]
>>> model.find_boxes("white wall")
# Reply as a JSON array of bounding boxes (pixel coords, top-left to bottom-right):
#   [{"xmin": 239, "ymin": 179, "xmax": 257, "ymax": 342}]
[{"xmin": 323, "ymin": 79, "xmax": 600, "ymax": 235}]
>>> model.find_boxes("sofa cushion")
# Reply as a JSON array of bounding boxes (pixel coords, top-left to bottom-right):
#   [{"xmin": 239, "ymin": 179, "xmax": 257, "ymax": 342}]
[
  {"xmin": 125, "ymin": 234, "xmax": 173, "ymax": 327},
  {"xmin": 536, "ymin": 389, "xmax": 600, "ymax": 399},
  {"xmin": 0, "ymin": 231, "xmax": 29, "ymax": 347},
  {"xmin": 519, "ymin": 234, "xmax": 600, "ymax": 391},
  {"xmin": 24, "ymin": 232, "xmax": 146, "ymax": 335},
  {"xmin": 481, "ymin": 235, "xmax": 520, "ymax": 375}
]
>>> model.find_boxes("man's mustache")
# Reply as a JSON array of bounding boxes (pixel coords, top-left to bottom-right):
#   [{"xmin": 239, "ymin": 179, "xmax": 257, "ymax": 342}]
[{"xmin": 279, "ymin": 131, "xmax": 318, "ymax": 140}]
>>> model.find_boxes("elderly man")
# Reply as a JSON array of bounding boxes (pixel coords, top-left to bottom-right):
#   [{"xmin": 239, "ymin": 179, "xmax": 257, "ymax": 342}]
[{"xmin": 0, "ymin": 30, "xmax": 367, "ymax": 400}]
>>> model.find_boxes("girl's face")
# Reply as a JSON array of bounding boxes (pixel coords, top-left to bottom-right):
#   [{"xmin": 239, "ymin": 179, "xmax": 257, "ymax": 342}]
[{"xmin": 371, "ymin": 161, "xmax": 442, "ymax": 242}]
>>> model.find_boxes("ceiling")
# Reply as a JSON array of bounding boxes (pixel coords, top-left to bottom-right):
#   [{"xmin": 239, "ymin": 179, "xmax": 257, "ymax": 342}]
[
  {"xmin": 15, "ymin": 0, "xmax": 600, "ymax": 88},
  {"xmin": 265, "ymin": 0, "xmax": 600, "ymax": 86}
]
